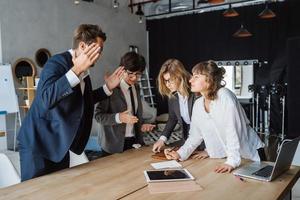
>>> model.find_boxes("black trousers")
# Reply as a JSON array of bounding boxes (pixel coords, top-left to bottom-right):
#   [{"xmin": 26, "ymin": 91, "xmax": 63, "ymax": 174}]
[
  {"xmin": 257, "ymin": 148, "xmax": 267, "ymax": 161},
  {"xmin": 101, "ymin": 137, "xmax": 136, "ymax": 157},
  {"xmin": 123, "ymin": 137, "xmax": 136, "ymax": 151}
]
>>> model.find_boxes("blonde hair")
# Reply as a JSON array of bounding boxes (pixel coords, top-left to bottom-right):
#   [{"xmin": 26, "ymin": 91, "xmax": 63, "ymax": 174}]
[
  {"xmin": 157, "ymin": 59, "xmax": 191, "ymax": 98},
  {"xmin": 192, "ymin": 60, "xmax": 225, "ymax": 100}
]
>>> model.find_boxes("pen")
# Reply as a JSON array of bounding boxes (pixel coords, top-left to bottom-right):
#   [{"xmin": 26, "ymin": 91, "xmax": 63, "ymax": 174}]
[
  {"xmin": 164, "ymin": 147, "xmax": 176, "ymax": 158},
  {"xmin": 168, "ymin": 147, "xmax": 176, "ymax": 152},
  {"xmin": 234, "ymin": 175, "xmax": 245, "ymax": 182},
  {"xmin": 164, "ymin": 147, "xmax": 175, "ymax": 153}
]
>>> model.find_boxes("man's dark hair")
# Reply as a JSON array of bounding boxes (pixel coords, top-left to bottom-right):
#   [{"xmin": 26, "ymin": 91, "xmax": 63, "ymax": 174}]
[
  {"xmin": 72, "ymin": 24, "xmax": 106, "ymax": 49},
  {"xmin": 120, "ymin": 51, "xmax": 146, "ymax": 72}
]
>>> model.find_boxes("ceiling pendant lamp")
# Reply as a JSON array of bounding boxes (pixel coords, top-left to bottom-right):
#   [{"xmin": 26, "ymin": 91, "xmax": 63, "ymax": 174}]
[
  {"xmin": 223, "ymin": 4, "xmax": 239, "ymax": 17},
  {"xmin": 259, "ymin": 3, "xmax": 276, "ymax": 19},
  {"xmin": 208, "ymin": 0, "xmax": 225, "ymax": 4},
  {"xmin": 233, "ymin": 24, "xmax": 252, "ymax": 38},
  {"xmin": 112, "ymin": 0, "xmax": 119, "ymax": 9},
  {"xmin": 135, "ymin": 4, "xmax": 144, "ymax": 16},
  {"xmin": 135, "ymin": 4, "xmax": 144, "ymax": 24}
]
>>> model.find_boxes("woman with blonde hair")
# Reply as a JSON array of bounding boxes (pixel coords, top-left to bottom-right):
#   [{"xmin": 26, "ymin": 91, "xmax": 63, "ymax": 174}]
[
  {"xmin": 164, "ymin": 60, "xmax": 264, "ymax": 173},
  {"xmin": 152, "ymin": 59, "xmax": 198, "ymax": 153}
]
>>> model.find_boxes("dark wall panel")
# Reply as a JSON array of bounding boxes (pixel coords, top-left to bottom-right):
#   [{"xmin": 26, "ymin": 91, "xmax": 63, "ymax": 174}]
[
  {"xmin": 147, "ymin": 1, "xmax": 300, "ymax": 138},
  {"xmin": 287, "ymin": 37, "xmax": 300, "ymax": 138}
]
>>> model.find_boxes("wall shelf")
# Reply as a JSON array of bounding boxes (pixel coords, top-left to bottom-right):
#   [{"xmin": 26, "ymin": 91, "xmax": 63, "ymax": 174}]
[{"xmin": 18, "ymin": 76, "xmax": 36, "ymax": 109}]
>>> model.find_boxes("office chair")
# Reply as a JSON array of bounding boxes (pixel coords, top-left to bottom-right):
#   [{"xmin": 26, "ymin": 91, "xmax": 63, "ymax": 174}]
[
  {"xmin": 0, "ymin": 153, "xmax": 21, "ymax": 188},
  {"xmin": 69, "ymin": 151, "xmax": 89, "ymax": 168}
]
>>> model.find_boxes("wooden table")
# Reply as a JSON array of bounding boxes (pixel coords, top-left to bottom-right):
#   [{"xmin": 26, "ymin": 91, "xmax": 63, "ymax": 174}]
[{"xmin": 0, "ymin": 146, "xmax": 299, "ymax": 200}]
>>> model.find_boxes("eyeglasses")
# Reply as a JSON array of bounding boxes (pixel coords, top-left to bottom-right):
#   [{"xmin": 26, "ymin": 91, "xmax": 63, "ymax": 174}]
[
  {"xmin": 126, "ymin": 70, "xmax": 142, "ymax": 78},
  {"xmin": 163, "ymin": 79, "xmax": 176, "ymax": 85}
]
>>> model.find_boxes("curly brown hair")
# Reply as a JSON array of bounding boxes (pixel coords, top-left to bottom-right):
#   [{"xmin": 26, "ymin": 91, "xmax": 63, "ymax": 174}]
[{"xmin": 192, "ymin": 60, "xmax": 226, "ymax": 100}]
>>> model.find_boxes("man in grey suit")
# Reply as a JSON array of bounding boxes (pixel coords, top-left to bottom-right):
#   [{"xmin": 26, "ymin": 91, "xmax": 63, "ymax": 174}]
[{"xmin": 95, "ymin": 52, "xmax": 155, "ymax": 154}]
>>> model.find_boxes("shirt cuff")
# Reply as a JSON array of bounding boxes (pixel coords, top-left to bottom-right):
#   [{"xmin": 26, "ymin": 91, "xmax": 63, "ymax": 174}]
[
  {"xmin": 176, "ymin": 148, "xmax": 187, "ymax": 161},
  {"xmin": 159, "ymin": 136, "xmax": 167, "ymax": 142},
  {"xmin": 115, "ymin": 113, "xmax": 122, "ymax": 124},
  {"xmin": 225, "ymin": 158, "xmax": 240, "ymax": 169},
  {"xmin": 103, "ymin": 84, "xmax": 113, "ymax": 96},
  {"xmin": 66, "ymin": 70, "xmax": 80, "ymax": 88}
]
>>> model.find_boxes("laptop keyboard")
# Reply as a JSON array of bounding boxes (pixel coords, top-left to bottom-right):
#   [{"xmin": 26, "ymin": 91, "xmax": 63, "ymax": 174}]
[{"xmin": 252, "ymin": 165, "xmax": 274, "ymax": 177}]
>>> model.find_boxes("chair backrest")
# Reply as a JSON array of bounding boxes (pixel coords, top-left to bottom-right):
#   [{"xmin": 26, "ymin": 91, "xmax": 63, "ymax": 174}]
[
  {"xmin": 69, "ymin": 151, "xmax": 89, "ymax": 168},
  {"xmin": 0, "ymin": 153, "xmax": 21, "ymax": 188},
  {"xmin": 292, "ymin": 141, "xmax": 300, "ymax": 166}
]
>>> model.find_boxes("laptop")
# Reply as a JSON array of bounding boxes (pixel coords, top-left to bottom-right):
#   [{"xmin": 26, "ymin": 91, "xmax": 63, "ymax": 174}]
[{"xmin": 233, "ymin": 137, "xmax": 300, "ymax": 182}]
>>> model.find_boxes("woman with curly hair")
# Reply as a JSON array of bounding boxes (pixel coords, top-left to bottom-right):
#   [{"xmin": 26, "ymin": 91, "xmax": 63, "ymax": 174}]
[{"xmin": 165, "ymin": 60, "xmax": 264, "ymax": 173}]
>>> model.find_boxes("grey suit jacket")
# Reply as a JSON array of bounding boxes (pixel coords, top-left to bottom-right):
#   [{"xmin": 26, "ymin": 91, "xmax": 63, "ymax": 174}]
[
  {"xmin": 94, "ymin": 84, "xmax": 144, "ymax": 153},
  {"xmin": 161, "ymin": 93, "xmax": 197, "ymax": 140}
]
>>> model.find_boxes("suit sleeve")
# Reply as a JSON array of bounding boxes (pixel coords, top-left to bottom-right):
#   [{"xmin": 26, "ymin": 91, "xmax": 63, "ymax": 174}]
[
  {"xmin": 94, "ymin": 97, "xmax": 119, "ymax": 126},
  {"xmin": 92, "ymin": 86, "xmax": 109, "ymax": 104},
  {"xmin": 38, "ymin": 60, "xmax": 75, "ymax": 110},
  {"xmin": 161, "ymin": 98, "xmax": 178, "ymax": 139}
]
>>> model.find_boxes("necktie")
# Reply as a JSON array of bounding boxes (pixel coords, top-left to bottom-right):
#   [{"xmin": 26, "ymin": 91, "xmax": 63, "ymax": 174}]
[
  {"xmin": 129, "ymin": 86, "xmax": 139, "ymax": 136},
  {"xmin": 129, "ymin": 86, "xmax": 136, "ymax": 115}
]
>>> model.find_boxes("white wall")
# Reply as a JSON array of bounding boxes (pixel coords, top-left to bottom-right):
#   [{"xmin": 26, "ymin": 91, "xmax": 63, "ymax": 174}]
[
  {"xmin": 0, "ymin": 0, "xmax": 147, "ymax": 149},
  {"xmin": 0, "ymin": 21, "xmax": 2, "ymax": 64},
  {"xmin": 0, "ymin": 0, "xmax": 147, "ymax": 86}
]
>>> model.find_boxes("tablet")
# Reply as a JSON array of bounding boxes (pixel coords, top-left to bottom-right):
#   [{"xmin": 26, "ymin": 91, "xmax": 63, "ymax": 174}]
[{"xmin": 144, "ymin": 168, "xmax": 195, "ymax": 182}]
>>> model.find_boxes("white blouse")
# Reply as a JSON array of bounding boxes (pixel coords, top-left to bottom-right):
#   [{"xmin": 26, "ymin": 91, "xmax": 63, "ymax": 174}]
[
  {"xmin": 178, "ymin": 93, "xmax": 191, "ymax": 125},
  {"xmin": 177, "ymin": 87, "xmax": 264, "ymax": 168}
]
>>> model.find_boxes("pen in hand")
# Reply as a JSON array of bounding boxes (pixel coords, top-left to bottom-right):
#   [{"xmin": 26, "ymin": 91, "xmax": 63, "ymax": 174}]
[
  {"xmin": 168, "ymin": 147, "xmax": 176, "ymax": 151},
  {"xmin": 164, "ymin": 147, "xmax": 178, "ymax": 160},
  {"xmin": 234, "ymin": 175, "xmax": 245, "ymax": 182},
  {"xmin": 164, "ymin": 147, "xmax": 175, "ymax": 154}
]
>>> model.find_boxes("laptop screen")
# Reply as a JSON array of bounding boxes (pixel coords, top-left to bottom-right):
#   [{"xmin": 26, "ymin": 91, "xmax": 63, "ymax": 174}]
[{"xmin": 270, "ymin": 138, "xmax": 300, "ymax": 180}]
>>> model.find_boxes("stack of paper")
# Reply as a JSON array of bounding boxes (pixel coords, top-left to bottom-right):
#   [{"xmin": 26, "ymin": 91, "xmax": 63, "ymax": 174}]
[{"xmin": 151, "ymin": 160, "xmax": 182, "ymax": 169}]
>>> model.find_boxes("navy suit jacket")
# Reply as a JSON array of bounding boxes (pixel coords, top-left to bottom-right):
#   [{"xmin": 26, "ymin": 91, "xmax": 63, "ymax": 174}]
[{"xmin": 17, "ymin": 51, "xmax": 108, "ymax": 162}]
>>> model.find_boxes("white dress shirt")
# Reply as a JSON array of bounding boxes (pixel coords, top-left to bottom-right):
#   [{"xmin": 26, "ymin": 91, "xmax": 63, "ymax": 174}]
[
  {"xmin": 177, "ymin": 87, "xmax": 264, "ymax": 168},
  {"xmin": 178, "ymin": 93, "xmax": 191, "ymax": 125},
  {"xmin": 115, "ymin": 79, "xmax": 138, "ymax": 137}
]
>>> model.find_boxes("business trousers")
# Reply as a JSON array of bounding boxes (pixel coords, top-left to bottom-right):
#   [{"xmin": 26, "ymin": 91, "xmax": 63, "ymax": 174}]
[
  {"xmin": 101, "ymin": 137, "xmax": 136, "ymax": 157},
  {"xmin": 19, "ymin": 145, "xmax": 69, "ymax": 181}
]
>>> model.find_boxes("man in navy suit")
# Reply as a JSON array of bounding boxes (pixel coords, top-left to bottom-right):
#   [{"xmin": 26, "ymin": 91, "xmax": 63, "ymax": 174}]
[{"xmin": 17, "ymin": 24, "xmax": 124, "ymax": 181}]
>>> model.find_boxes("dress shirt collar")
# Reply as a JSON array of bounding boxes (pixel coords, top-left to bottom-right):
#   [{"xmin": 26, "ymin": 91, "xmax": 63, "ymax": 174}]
[
  {"xmin": 120, "ymin": 79, "xmax": 132, "ymax": 90},
  {"xmin": 177, "ymin": 92, "xmax": 188, "ymax": 102}
]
